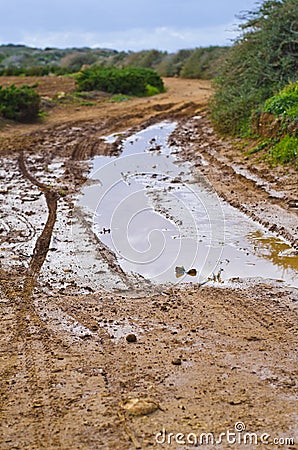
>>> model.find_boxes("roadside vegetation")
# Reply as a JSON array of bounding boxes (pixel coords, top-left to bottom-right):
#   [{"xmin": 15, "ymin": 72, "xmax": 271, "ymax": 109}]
[
  {"xmin": 210, "ymin": 0, "xmax": 298, "ymax": 167},
  {"xmin": 0, "ymin": 84, "xmax": 40, "ymax": 122},
  {"xmin": 249, "ymin": 82, "xmax": 298, "ymax": 167}
]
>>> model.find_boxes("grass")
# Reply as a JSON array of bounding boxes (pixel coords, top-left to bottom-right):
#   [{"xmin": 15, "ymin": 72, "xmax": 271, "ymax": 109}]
[
  {"xmin": 245, "ymin": 139, "xmax": 275, "ymax": 156},
  {"xmin": 53, "ymin": 92, "xmax": 97, "ymax": 106},
  {"xmin": 263, "ymin": 82, "xmax": 298, "ymax": 119},
  {"xmin": 269, "ymin": 135, "xmax": 298, "ymax": 167},
  {"xmin": 246, "ymin": 135, "xmax": 298, "ymax": 169},
  {"xmin": 110, "ymin": 94, "xmax": 130, "ymax": 102}
]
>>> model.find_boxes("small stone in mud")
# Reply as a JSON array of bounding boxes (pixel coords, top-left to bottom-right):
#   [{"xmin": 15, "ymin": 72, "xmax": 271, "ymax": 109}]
[
  {"xmin": 172, "ymin": 358, "xmax": 182, "ymax": 366},
  {"xmin": 120, "ymin": 397, "xmax": 159, "ymax": 416},
  {"xmin": 126, "ymin": 333, "xmax": 137, "ymax": 343},
  {"xmin": 79, "ymin": 333, "xmax": 92, "ymax": 340}
]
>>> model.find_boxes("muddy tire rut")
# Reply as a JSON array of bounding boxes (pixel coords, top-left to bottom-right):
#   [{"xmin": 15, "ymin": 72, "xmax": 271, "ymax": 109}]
[{"xmin": 172, "ymin": 112, "xmax": 298, "ymax": 249}]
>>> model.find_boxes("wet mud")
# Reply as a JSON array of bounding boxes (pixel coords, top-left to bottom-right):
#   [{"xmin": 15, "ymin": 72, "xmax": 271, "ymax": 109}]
[
  {"xmin": 0, "ymin": 77, "xmax": 297, "ymax": 449},
  {"xmin": 79, "ymin": 121, "xmax": 298, "ymax": 288}
]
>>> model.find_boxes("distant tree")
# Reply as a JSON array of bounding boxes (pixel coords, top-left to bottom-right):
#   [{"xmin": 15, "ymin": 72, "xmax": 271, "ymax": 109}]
[
  {"xmin": 62, "ymin": 52, "xmax": 98, "ymax": 72},
  {"xmin": 157, "ymin": 49, "xmax": 194, "ymax": 77},
  {"xmin": 116, "ymin": 50, "xmax": 166, "ymax": 70},
  {"xmin": 180, "ymin": 46, "xmax": 228, "ymax": 79},
  {"xmin": 139, "ymin": 50, "xmax": 166, "ymax": 69}
]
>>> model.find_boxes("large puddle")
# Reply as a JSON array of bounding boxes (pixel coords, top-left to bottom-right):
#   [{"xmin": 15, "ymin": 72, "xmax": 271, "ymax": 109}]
[{"xmin": 77, "ymin": 121, "xmax": 298, "ymax": 288}]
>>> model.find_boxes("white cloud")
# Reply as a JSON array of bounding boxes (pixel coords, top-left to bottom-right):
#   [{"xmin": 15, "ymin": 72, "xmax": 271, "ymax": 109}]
[{"xmin": 17, "ymin": 24, "xmax": 239, "ymax": 51}]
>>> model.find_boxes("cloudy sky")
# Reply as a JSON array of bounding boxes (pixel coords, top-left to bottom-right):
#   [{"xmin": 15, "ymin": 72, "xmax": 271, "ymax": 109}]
[{"xmin": 0, "ymin": 0, "xmax": 259, "ymax": 51}]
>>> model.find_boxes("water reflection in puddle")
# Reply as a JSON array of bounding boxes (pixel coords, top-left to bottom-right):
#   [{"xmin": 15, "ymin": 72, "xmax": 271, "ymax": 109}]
[{"xmin": 78, "ymin": 121, "xmax": 298, "ymax": 288}]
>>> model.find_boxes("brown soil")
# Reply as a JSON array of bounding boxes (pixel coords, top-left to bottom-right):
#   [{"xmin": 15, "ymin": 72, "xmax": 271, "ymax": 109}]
[{"xmin": 0, "ymin": 77, "xmax": 297, "ymax": 450}]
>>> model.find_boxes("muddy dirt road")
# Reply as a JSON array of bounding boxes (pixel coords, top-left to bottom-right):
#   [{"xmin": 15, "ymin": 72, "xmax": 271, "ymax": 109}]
[{"xmin": 0, "ymin": 77, "xmax": 297, "ymax": 449}]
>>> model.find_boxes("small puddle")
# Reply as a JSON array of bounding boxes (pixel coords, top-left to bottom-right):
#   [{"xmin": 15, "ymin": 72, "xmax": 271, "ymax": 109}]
[{"xmin": 77, "ymin": 121, "xmax": 298, "ymax": 288}]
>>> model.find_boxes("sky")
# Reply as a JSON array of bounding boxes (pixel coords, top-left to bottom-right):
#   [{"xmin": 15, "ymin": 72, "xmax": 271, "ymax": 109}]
[{"xmin": 0, "ymin": 0, "xmax": 260, "ymax": 52}]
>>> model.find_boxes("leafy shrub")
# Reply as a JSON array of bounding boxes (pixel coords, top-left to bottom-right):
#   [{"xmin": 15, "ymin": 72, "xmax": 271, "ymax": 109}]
[
  {"xmin": 247, "ymin": 135, "xmax": 298, "ymax": 169},
  {"xmin": 210, "ymin": 0, "xmax": 298, "ymax": 135},
  {"xmin": 269, "ymin": 135, "xmax": 298, "ymax": 166},
  {"xmin": 156, "ymin": 50, "xmax": 194, "ymax": 77},
  {"xmin": 75, "ymin": 66, "xmax": 165, "ymax": 96},
  {"xmin": 248, "ymin": 82, "xmax": 298, "ymax": 167},
  {"xmin": 251, "ymin": 81, "xmax": 298, "ymax": 141},
  {"xmin": 0, "ymin": 84, "xmax": 40, "ymax": 122},
  {"xmin": 263, "ymin": 82, "xmax": 298, "ymax": 118},
  {"xmin": 145, "ymin": 84, "xmax": 160, "ymax": 96}
]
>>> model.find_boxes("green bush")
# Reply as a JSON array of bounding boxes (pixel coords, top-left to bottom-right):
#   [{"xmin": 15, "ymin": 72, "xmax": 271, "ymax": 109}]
[
  {"xmin": 252, "ymin": 81, "xmax": 298, "ymax": 141},
  {"xmin": 145, "ymin": 84, "xmax": 160, "ymax": 96},
  {"xmin": 263, "ymin": 82, "xmax": 298, "ymax": 118},
  {"xmin": 0, "ymin": 84, "xmax": 40, "ymax": 122},
  {"xmin": 75, "ymin": 66, "xmax": 165, "ymax": 96},
  {"xmin": 270, "ymin": 135, "xmax": 298, "ymax": 166},
  {"xmin": 156, "ymin": 50, "xmax": 194, "ymax": 77},
  {"xmin": 210, "ymin": 0, "xmax": 298, "ymax": 135},
  {"xmin": 248, "ymin": 82, "xmax": 298, "ymax": 167}
]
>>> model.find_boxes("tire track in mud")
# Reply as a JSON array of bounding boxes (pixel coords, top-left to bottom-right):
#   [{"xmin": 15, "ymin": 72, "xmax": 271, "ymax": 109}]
[
  {"xmin": 1, "ymin": 265, "xmax": 126, "ymax": 446},
  {"xmin": 16, "ymin": 147, "xmax": 135, "ymax": 293},
  {"xmin": 44, "ymin": 284, "xmax": 298, "ymax": 449},
  {"xmin": 0, "ymin": 237, "xmax": 69, "ymax": 448},
  {"xmin": 0, "ymin": 280, "xmax": 59, "ymax": 448},
  {"xmin": 172, "ymin": 113, "xmax": 298, "ymax": 249},
  {"xmin": 0, "ymin": 297, "xmax": 122, "ymax": 449},
  {"xmin": 17, "ymin": 150, "xmax": 59, "ymax": 297},
  {"xmin": 48, "ymin": 293, "xmax": 163, "ymax": 449},
  {"xmin": 0, "ymin": 152, "xmax": 105, "ymax": 448},
  {"xmin": 16, "ymin": 146, "xmax": 135, "ymax": 447},
  {"xmin": 1, "ymin": 140, "xmax": 153, "ymax": 448}
]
